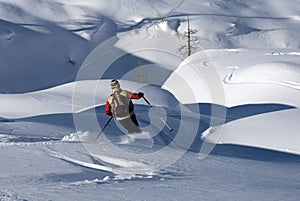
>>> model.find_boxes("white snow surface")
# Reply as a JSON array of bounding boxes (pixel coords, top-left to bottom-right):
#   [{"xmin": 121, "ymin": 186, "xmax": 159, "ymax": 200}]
[
  {"xmin": 0, "ymin": 80, "xmax": 175, "ymax": 118},
  {"xmin": 1, "ymin": 0, "xmax": 300, "ymax": 201},
  {"xmin": 163, "ymin": 49, "xmax": 300, "ymax": 107},
  {"xmin": 202, "ymin": 108, "xmax": 300, "ymax": 155}
]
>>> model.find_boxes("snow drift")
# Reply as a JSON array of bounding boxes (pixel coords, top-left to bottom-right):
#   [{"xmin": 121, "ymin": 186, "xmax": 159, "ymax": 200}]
[{"xmin": 202, "ymin": 108, "xmax": 300, "ymax": 155}]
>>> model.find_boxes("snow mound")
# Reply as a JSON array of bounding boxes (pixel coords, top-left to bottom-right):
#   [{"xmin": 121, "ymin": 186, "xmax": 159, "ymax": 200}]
[
  {"xmin": 202, "ymin": 108, "xmax": 300, "ymax": 155},
  {"xmin": 163, "ymin": 49, "xmax": 300, "ymax": 107}
]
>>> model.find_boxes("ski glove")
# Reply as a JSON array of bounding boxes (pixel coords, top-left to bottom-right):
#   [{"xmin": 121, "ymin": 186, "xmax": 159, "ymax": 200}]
[{"xmin": 138, "ymin": 92, "xmax": 144, "ymax": 98}]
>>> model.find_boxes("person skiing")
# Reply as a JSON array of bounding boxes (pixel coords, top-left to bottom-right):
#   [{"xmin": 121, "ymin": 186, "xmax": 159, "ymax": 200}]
[{"xmin": 104, "ymin": 79, "xmax": 144, "ymax": 134}]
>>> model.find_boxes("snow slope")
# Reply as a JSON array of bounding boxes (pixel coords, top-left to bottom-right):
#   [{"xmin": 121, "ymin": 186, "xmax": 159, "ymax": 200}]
[
  {"xmin": 163, "ymin": 49, "xmax": 300, "ymax": 107},
  {"xmin": 0, "ymin": 80, "xmax": 177, "ymax": 118},
  {"xmin": 1, "ymin": 0, "xmax": 300, "ymax": 92},
  {"xmin": 1, "ymin": 0, "xmax": 300, "ymax": 201}
]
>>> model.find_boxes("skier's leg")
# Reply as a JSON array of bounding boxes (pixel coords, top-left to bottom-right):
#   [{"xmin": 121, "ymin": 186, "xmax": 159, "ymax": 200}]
[
  {"xmin": 118, "ymin": 116, "xmax": 141, "ymax": 134},
  {"xmin": 130, "ymin": 114, "xmax": 142, "ymax": 133},
  {"xmin": 118, "ymin": 118, "xmax": 131, "ymax": 133}
]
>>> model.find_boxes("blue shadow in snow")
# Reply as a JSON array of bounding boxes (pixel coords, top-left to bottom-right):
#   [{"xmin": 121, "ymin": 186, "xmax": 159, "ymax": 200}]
[
  {"xmin": 5, "ymin": 102, "xmax": 297, "ymax": 162},
  {"xmin": 182, "ymin": 103, "xmax": 299, "ymax": 162},
  {"xmin": 131, "ymin": 103, "xmax": 297, "ymax": 161}
]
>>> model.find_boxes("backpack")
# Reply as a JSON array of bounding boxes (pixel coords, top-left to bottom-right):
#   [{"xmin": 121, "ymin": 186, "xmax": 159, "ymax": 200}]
[{"xmin": 111, "ymin": 91, "xmax": 132, "ymax": 118}]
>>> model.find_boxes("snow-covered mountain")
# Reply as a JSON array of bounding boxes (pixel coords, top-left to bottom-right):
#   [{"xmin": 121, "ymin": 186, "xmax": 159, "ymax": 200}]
[{"xmin": 0, "ymin": 0, "xmax": 299, "ymax": 201}]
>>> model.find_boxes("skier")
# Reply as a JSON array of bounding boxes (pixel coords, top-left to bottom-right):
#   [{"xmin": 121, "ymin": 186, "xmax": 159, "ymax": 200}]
[{"xmin": 104, "ymin": 79, "xmax": 144, "ymax": 134}]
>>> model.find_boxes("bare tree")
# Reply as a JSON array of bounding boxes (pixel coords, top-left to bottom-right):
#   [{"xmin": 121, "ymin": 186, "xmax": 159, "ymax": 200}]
[{"xmin": 178, "ymin": 16, "xmax": 200, "ymax": 57}]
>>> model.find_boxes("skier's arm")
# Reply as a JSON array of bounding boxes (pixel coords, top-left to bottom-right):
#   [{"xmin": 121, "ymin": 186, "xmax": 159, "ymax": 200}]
[
  {"xmin": 127, "ymin": 92, "xmax": 143, "ymax": 99},
  {"xmin": 104, "ymin": 101, "xmax": 113, "ymax": 116}
]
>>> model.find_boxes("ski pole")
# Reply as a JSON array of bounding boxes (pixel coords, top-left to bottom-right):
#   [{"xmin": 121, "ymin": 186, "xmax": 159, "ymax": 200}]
[
  {"xmin": 142, "ymin": 96, "xmax": 173, "ymax": 132},
  {"xmin": 95, "ymin": 116, "xmax": 113, "ymax": 140}
]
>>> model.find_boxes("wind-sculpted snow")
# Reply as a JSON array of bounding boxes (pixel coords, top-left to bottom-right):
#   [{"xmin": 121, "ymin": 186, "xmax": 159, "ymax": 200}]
[
  {"xmin": 162, "ymin": 48, "xmax": 300, "ymax": 157},
  {"xmin": 0, "ymin": 80, "xmax": 177, "ymax": 118},
  {"xmin": 0, "ymin": 18, "xmax": 117, "ymax": 93},
  {"xmin": 1, "ymin": 0, "xmax": 300, "ymax": 200},
  {"xmin": 202, "ymin": 108, "xmax": 300, "ymax": 155},
  {"xmin": 1, "ymin": 0, "xmax": 300, "ymax": 92},
  {"xmin": 163, "ymin": 49, "xmax": 300, "ymax": 108}
]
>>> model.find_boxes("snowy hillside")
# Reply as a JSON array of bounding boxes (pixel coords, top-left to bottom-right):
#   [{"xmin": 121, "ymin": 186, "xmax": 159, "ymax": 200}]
[
  {"xmin": 1, "ymin": 0, "xmax": 300, "ymax": 201},
  {"xmin": 1, "ymin": 0, "xmax": 300, "ymax": 92}
]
